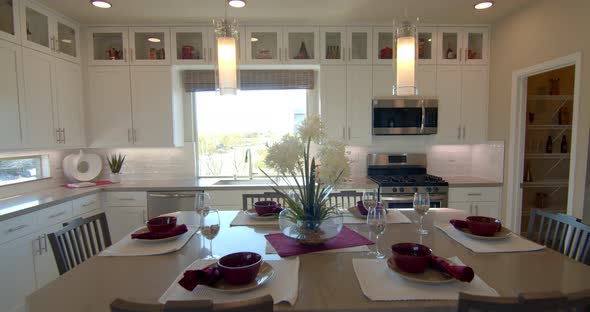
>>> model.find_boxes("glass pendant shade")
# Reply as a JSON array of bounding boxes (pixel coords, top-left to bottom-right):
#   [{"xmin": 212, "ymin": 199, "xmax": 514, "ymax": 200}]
[
  {"xmin": 214, "ymin": 19, "xmax": 239, "ymax": 95},
  {"xmin": 393, "ymin": 19, "xmax": 418, "ymax": 96}
]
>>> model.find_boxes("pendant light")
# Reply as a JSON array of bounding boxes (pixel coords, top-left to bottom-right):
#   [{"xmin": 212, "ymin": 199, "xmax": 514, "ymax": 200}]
[
  {"xmin": 213, "ymin": 3, "xmax": 239, "ymax": 96},
  {"xmin": 393, "ymin": 17, "xmax": 418, "ymax": 96}
]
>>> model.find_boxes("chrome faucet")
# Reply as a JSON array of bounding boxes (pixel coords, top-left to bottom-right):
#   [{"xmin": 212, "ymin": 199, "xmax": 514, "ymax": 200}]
[{"xmin": 244, "ymin": 148, "xmax": 253, "ymax": 180}]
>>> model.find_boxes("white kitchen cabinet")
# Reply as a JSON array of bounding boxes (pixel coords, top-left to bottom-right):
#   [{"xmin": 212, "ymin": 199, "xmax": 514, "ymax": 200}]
[
  {"xmin": 416, "ymin": 64, "xmax": 437, "ymax": 96},
  {"xmin": 320, "ymin": 27, "xmax": 345, "ymax": 65},
  {"xmin": 346, "ymin": 27, "xmax": 372, "ymax": 65},
  {"xmin": 245, "ymin": 26, "xmax": 319, "ymax": 64},
  {"xmin": 438, "ymin": 27, "xmax": 488, "ymax": 65},
  {"xmin": 245, "ymin": 26, "xmax": 283, "ymax": 64},
  {"xmin": 0, "ymin": 40, "xmax": 25, "ymax": 149},
  {"xmin": 372, "ymin": 27, "xmax": 393, "ymax": 65},
  {"xmin": 32, "ymin": 222, "xmax": 61, "ymax": 290},
  {"xmin": 129, "ymin": 26, "xmax": 170, "ymax": 65},
  {"xmin": 207, "ymin": 189, "xmax": 279, "ymax": 211},
  {"xmin": 53, "ymin": 58, "xmax": 84, "ymax": 147},
  {"xmin": 346, "ymin": 65, "xmax": 372, "ymax": 145},
  {"xmin": 0, "ymin": 0, "xmax": 21, "ymax": 44},
  {"xmin": 87, "ymin": 27, "xmax": 129, "ymax": 66},
  {"xmin": 0, "ymin": 232, "xmax": 37, "ymax": 312},
  {"xmin": 104, "ymin": 192, "xmax": 147, "ymax": 242},
  {"xmin": 320, "ymin": 65, "xmax": 347, "ymax": 141},
  {"xmin": 371, "ymin": 64, "xmax": 436, "ymax": 97},
  {"xmin": 448, "ymin": 186, "xmax": 501, "ymax": 218},
  {"xmin": 171, "ymin": 26, "xmax": 212, "ymax": 65},
  {"xmin": 417, "ymin": 27, "xmax": 437, "ymax": 65},
  {"xmin": 283, "ymin": 26, "xmax": 319, "ymax": 64}
]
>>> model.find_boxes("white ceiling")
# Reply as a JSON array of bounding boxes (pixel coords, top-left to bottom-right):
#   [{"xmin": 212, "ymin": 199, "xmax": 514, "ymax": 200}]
[{"xmin": 38, "ymin": 0, "xmax": 534, "ymax": 26}]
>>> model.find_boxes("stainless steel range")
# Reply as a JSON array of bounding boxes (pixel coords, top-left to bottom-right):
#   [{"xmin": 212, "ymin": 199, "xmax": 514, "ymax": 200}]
[{"xmin": 367, "ymin": 153, "xmax": 448, "ymax": 209}]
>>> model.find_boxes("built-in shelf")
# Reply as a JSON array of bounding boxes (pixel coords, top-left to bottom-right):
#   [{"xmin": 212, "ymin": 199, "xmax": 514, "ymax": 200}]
[
  {"xmin": 522, "ymin": 180, "xmax": 569, "ymax": 188},
  {"xmin": 526, "ymin": 124, "xmax": 572, "ymax": 130},
  {"xmin": 528, "ymin": 95, "xmax": 573, "ymax": 101},
  {"xmin": 525, "ymin": 153, "xmax": 570, "ymax": 160}
]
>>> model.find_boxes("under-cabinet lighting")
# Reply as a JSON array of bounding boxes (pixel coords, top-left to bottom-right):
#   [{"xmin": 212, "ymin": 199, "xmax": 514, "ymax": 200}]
[
  {"xmin": 90, "ymin": 0, "xmax": 112, "ymax": 9},
  {"xmin": 474, "ymin": 1, "xmax": 494, "ymax": 10},
  {"xmin": 147, "ymin": 37, "xmax": 161, "ymax": 43},
  {"xmin": 228, "ymin": 0, "xmax": 246, "ymax": 8},
  {"xmin": 250, "ymin": 37, "xmax": 258, "ymax": 42},
  {"xmin": 61, "ymin": 39, "xmax": 72, "ymax": 44}
]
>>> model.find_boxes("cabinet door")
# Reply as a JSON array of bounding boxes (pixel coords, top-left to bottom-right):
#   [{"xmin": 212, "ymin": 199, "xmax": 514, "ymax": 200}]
[
  {"xmin": 371, "ymin": 65, "xmax": 394, "ymax": 97},
  {"xmin": 0, "ymin": 0, "xmax": 21, "ymax": 44},
  {"xmin": 346, "ymin": 27, "xmax": 372, "ymax": 65},
  {"xmin": 129, "ymin": 27, "xmax": 170, "ymax": 65},
  {"xmin": 320, "ymin": 65, "xmax": 347, "ymax": 141},
  {"xmin": 417, "ymin": 27, "xmax": 437, "ymax": 65},
  {"xmin": 87, "ymin": 66, "xmax": 133, "ymax": 147},
  {"xmin": 22, "ymin": 48, "xmax": 58, "ymax": 148},
  {"xmin": 320, "ymin": 27, "xmax": 345, "ymax": 65},
  {"xmin": 463, "ymin": 27, "xmax": 489, "ymax": 65},
  {"xmin": 20, "ymin": 0, "xmax": 53, "ymax": 55},
  {"xmin": 54, "ymin": 60, "xmax": 84, "ymax": 147},
  {"xmin": 346, "ymin": 65, "xmax": 372, "ymax": 145},
  {"xmin": 437, "ymin": 27, "xmax": 461, "ymax": 65},
  {"xmin": 284, "ymin": 26, "xmax": 319, "ymax": 64},
  {"xmin": 0, "ymin": 40, "xmax": 24, "ymax": 149},
  {"xmin": 171, "ymin": 26, "xmax": 211, "ymax": 64},
  {"xmin": 461, "ymin": 66, "xmax": 488, "ymax": 143},
  {"xmin": 0, "ymin": 233, "xmax": 37, "ymax": 312},
  {"xmin": 54, "ymin": 17, "xmax": 79, "ymax": 63},
  {"xmin": 473, "ymin": 201, "xmax": 500, "ymax": 218},
  {"xmin": 416, "ymin": 65, "xmax": 436, "ymax": 96},
  {"xmin": 88, "ymin": 27, "xmax": 129, "ymax": 66},
  {"xmin": 105, "ymin": 205, "xmax": 146, "ymax": 243},
  {"xmin": 435, "ymin": 65, "xmax": 462, "ymax": 143},
  {"xmin": 372, "ymin": 27, "xmax": 393, "ymax": 65},
  {"xmin": 246, "ymin": 26, "xmax": 283, "ymax": 64},
  {"xmin": 130, "ymin": 66, "xmax": 175, "ymax": 147},
  {"xmin": 448, "ymin": 201, "xmax": 474, "ymax": 214},
  {"xmin": 32, "ymin": 224, "xmax": 61, "ymax": 290}
]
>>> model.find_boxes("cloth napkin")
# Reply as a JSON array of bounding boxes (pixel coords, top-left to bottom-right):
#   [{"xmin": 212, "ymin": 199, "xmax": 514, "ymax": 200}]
[
  {"xmin": 159, "ymin": 258, "xmax": 300, "ymax": 305},
  {"xmin": 99, "ymin": 226, "xmax": 198, "ymax": 257},
  {"xmin": 264, "ymin": 226, "xmax": 374, "ymax": 257},
  {"xmin": 131, "ymin": 224, "xmax": 188, "ymax": 240},
  {"xmin": 353, "ymin": 256, "xmax": 498, "ymax": 301},
  {"xmin": 178, "ymin": 266, "xmax": 222, "ymax": 291},
  {"xmin": 343, "ymin": 210, "xmax": 412, "ymax": 224},
  {"xmin": 436, "ymin": 224, "xmax": 545, "ymax": 253},
  {"xmin": 431, "ymin": 255, "xmax": 474, "ymax": 282},
  {"xmin": 230, "ymin": 211, "xmax": 279, "ymax": 227}
]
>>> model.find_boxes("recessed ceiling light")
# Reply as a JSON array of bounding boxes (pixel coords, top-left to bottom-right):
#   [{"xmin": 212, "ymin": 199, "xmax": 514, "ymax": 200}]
[
  {"xmin": 90, "ymin": 0, "xmax": 112, "ymax": 9},
  {"xmin": 250, "ymin": 37, "xmax": 258, "ymax": 42},
  {"xmin": 228, "ymin": 0, "xmax": 246, "ymax": 8},
  {"xmin": 474, "ymin": 1, "xmax": 494, "ymax": 9},
  {"xmin": 147, "ymin": 37, "xmax": 161, "ymax": 43}
]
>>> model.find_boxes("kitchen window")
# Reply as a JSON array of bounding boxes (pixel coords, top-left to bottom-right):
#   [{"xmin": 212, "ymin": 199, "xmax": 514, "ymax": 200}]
[{"xmin": 0, "ymin": 155, "xmax": 47, "ymax": 186}]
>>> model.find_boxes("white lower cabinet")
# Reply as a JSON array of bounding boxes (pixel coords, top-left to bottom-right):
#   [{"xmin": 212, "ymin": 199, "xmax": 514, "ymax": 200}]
[
  {"xmin": 448, "ymin": 186, "xmax": 501, "ymax": 218},
  {"xmin": 207, "ymin": 189, "xmax": 277, "ymax": 211},
  {"xmin": 0, "ymin": 233, "xmax": 37, "ymax": 312},
  {"xmin": 104, "ymin": 192, "xmax": 147, "ymax": 242}
]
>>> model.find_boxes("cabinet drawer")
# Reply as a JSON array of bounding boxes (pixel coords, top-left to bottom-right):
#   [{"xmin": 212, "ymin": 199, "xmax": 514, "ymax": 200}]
[
  {"xmin": 73, "ymin": 194, "xmax": 100, "ymax": 216},
  {"xmin": 105, "ymin": 192, "xmax": 147, "ymax": 207},
  {"xmin": 37, "ymin": 202, "xmax": 73, "ymax": 227},
  {"xmin": 0, "ymin": 213, "xmax": 39, "ymax": 244},
  {"xmin": 448, "ymin": 187, "xmax": 500, "ymax": 202}
]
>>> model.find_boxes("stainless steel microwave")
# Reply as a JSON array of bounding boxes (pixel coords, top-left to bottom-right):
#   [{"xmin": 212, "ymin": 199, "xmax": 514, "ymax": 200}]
[{"xmin": 372, "ymin": 97, "xmax": 438, "ymax": 135}]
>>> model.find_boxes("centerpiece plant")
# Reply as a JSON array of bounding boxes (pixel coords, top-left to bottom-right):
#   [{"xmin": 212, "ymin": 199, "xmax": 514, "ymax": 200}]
[{"xmin": 262, "ymin": 115, "xmax": 351, "ymax": 244}]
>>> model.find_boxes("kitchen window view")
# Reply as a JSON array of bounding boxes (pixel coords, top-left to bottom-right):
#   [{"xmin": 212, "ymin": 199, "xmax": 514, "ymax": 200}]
[
  {"xmin": 194, "ymin": 89, "xmax": 307, "ymax": 178},
  {"xmin": 0, "ymin": 156, "xmax": 43, "ymax": 186}
]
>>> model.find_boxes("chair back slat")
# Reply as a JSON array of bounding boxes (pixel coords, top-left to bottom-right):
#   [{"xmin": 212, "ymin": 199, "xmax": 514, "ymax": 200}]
[
  {"xmin": 47, "ymin": 213, "xmax": 112, "ymax": 275},
  {"xmin": 242, "ymin": 192, "xmax": 287, "ymax": 211},
  {"xmin": 328, "ymin": 191, "xmax": 363, "ymax": 211}
]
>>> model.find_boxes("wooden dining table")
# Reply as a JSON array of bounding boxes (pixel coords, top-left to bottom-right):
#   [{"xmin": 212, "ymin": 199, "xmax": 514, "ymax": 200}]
[{"xmin": 26, "ymin": 208, "xmax": 590, "ymax": 312}]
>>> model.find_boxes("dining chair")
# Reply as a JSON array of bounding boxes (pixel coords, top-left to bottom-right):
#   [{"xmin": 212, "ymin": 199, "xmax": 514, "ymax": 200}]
[
  {"xmin": 526, "ymin": 209, "xmax": 590, "ymax": 265},
  {"xmin": 567, "ymin": 288, "xmax": 590, "ymax": 311},
  {"xmin": 327, "ymin": 190, "xmax": 364, "ymax": 211},
  {"xmin": 110, "ymin": 295, "xmax": 273, "ymax": 312},
  {"xmin": 457, "ymin": 291, "xmax": 567, "ymax": 311},
  {"xmin": 242, "ymin": 192, "xmax": 287, "ymax": 211},
  {"xmin": 47, "ymin": 212, "xmax": 112, "ymax": 275}
]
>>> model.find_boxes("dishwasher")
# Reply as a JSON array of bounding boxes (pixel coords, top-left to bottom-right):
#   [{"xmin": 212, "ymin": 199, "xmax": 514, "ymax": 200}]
[{"xmin": 147, "ymin": 191, "xmax": 200, "ymax": 219}]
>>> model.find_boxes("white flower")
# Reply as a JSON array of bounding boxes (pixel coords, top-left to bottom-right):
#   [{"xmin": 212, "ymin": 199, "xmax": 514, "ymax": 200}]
[
  {"xmin": 317, "ymin": 139, "xmax": 351, "ymax": 184},
  {"xmin": 297, "ymin": 114, "xmax": 323, "ymax": 143},
  {"xmin": 264, "ymin": 134, "xmax": 303, "ymax": 174}
]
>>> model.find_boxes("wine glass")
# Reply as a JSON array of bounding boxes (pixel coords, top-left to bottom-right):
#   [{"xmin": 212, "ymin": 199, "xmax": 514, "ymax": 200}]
[
  {"xmin": 200, "ymin": 208, "xmax": 220, "ymax": 260},
  {"xmin": 195, "ymin": 192, "xmax": 212, "ymax": 224},
  {"xmin": 362, "ymin": 189, "xmax": 378, "ymax": 211},
  {"xmin": 367, "ymin": 203, "xmax": 386, "ymax": 259},
  {"xmin": 413, "ymin": 192, "xmax": 430, "ymax": 235}
]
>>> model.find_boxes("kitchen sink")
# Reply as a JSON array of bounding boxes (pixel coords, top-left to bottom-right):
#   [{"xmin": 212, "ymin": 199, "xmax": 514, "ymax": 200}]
[{"xmin": 213, "ymin": 179, "xmax": 275, "ymax": 186}]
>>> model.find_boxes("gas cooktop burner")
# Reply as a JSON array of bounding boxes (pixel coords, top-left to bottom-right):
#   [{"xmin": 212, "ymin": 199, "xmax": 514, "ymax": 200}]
[{"xmin": 369, "ymin": 174, "xmax": 448, "ymax": 187}]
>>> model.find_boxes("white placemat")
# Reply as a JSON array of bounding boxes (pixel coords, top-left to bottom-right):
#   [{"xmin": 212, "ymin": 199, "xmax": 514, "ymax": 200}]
[
  {"xmin": 342, "ymin": 210, "xmax": 412, "ymax": 224},
  {"xmin": 230, "ymin": 211, "xmax": 279, "ymax": 227},
  {"xmin": 158, "ymin": 258, "xmax": 299, "ymax": 305},
  {"xmin": 99, "ymin": 226, "xmax": 198, "ymax": 257},
  {"xmin": 265, "ymin": 241, "xmax": 369, "ymax": 254},
  {"xmin": 353, "ymin": 256, "xmax": 498, "ymax": 301},
  {"xmin": 436, "ymin": 224, "xmax": 545, "ymax": 253}
]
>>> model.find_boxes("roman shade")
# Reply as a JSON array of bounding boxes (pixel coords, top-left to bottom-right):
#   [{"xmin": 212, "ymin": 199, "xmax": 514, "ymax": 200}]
[{"xmin": 183, "ymin": 70, "xmax": 315, "ymax": 92}]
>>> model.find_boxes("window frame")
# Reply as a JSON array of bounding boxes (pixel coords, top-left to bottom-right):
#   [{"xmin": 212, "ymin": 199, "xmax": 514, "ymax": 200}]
[{"xmin": 0, "ymin": 154, "xmax": 50, "ymax": 187}]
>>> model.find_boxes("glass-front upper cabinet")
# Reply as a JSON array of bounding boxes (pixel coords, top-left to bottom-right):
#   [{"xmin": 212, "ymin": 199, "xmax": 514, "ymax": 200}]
[
  {"xmin": 417, "ymin": 27, "xmax": 437, "ymax": 65},
  {"xmin": 438, "ymin": 27, "xmax": 461, "ymax": 65},
  {"xmin": 284, "ymin": 26, "xmax": 318, "ymax": 64},
  {"xmin": 347, "ymin": 27, "xmax": 372, "ymax": 65},
  {"xmin": 0, "ymin": 0, "xmax": 20, "ymax": 43},
  {"xmin": 320, "ymin": 27, "xmax": 345, "ymax": 64},
  {"xmin": 171, "ymin": 27, "xmax": 211, "ymax": 64},
  {"xmin": 372, "ymin": 27, "xmax": 393, "ymax": 65},
  {"xmin": 438, "ymin": 27, "xmax": 488, "ymax": 65},
  {"xmin": 129, "ymin": 27, "xmax": 171, "ymax": 65},
  {"xmin": 246, "ymin": 27, "xmax": 283, "ymax": 64},
  {"xmin": 20, "ymin": 0, "xmax": 51, "ymax": 54},
  {"xmin": 55, "ymin": 18, "xmax": 78, "ymax": 62},
  {"xmin": 88, "ymin": 27, "xmax": 129, "ymax": 66}
]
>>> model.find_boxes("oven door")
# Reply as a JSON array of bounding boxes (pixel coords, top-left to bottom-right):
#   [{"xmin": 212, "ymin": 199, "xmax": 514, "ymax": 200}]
[{"xmin": 381, "ymin": 194, "xmax": 448, "ymax": 209}]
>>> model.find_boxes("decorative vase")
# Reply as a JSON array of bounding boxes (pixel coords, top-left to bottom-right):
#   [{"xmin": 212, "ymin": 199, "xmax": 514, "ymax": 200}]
[
  {"xmin": 109, "ymin": 172, "xmax": 122, "ymax": 184},
  {"xmin": 278, "ymin": 208, "xmax": 343, "ymax": 246}
]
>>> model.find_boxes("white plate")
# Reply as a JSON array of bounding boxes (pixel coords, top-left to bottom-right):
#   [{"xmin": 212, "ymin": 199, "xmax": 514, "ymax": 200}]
[
  {"xmin": 200, "ymin": 261, "xmax": 275, "ymax": 293},
  {"xmin": 131, "ymin": 227, "xmax": 185, "ymax": 243},
  {"xmin": 456, "ymin": 226, "xmax": 512, "ymax": 240},
  {"xmin": 244, "ymin": 209, "xmax": 280, "ymax": 220}
]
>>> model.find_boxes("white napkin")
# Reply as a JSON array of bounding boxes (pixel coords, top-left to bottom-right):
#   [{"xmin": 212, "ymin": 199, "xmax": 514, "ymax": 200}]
[
  {"xmin": 230, "ymin": 211, "xmax": 279, "ymax": 227},
  {"xmin": 342, "ymin": 210, "xmax": 412, "ymax": 224},
  {"xmin": 99, "ymin": 226, "xmax": 198, "ymax": 257},
  {"xmin": 158, "ymin": 258, "xmax": 299, "ymax": 305},
  {"xmin": 265, "ymin": 241, "xmax": 369, "ymax": 254},
  {"xmin": 353, "ymin": 257, "xmax": 498, "ymax": 301},
  {"xmin": 436, "ymin": 224, "xmax": 545, "ymax": 253}
]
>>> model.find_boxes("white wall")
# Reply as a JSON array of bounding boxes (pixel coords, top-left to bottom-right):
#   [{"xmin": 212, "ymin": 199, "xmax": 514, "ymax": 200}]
[{"xmin": 490, "ymin": 0, "xmax": 590, "ymax": 223}]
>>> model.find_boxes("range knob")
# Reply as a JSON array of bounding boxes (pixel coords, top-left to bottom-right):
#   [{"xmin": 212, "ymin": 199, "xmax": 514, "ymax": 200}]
[
  {"xmin": 391, "ymin": 187, "xmax": 397, "ymax": 193},
  {"xmin": 434, "ymin": 187, "xmax": 439, "ymax": 192},
  {"xmin": 412, "ymin": 187, "xmax": 418, "ymax": 193},
  {"xmin": 399, "ymin": 187, "xmax": 405, "ymax": 193},
  {"xmin": 426, "ymin": 187, "xmax": 432, "ymax": 193}
]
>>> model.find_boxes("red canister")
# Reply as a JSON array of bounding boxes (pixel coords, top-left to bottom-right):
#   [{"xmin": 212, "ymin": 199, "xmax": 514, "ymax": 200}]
[{"xmin": 182, "ymin": 45, "xmax": 194, "ymax": 59}]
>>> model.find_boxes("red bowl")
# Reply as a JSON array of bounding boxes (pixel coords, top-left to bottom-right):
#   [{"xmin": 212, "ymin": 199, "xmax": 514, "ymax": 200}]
[
  {"xmin": 254, "ymin": 201, "xmax": 283, "ymax": 215},
  {"xmin": 217, "ymin": 252, "xmax": 262, "ymax": 285},
  {"xmin": 466, "ymin": 216, "xmax": 502, "ymax": 237},
  {"xmin": 391, "ymin": 243, "xmax": 433, "ymax": 273},
  {"xmin": 146, "ymin": 216, "xmax": 177, "ymax": 233}
]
